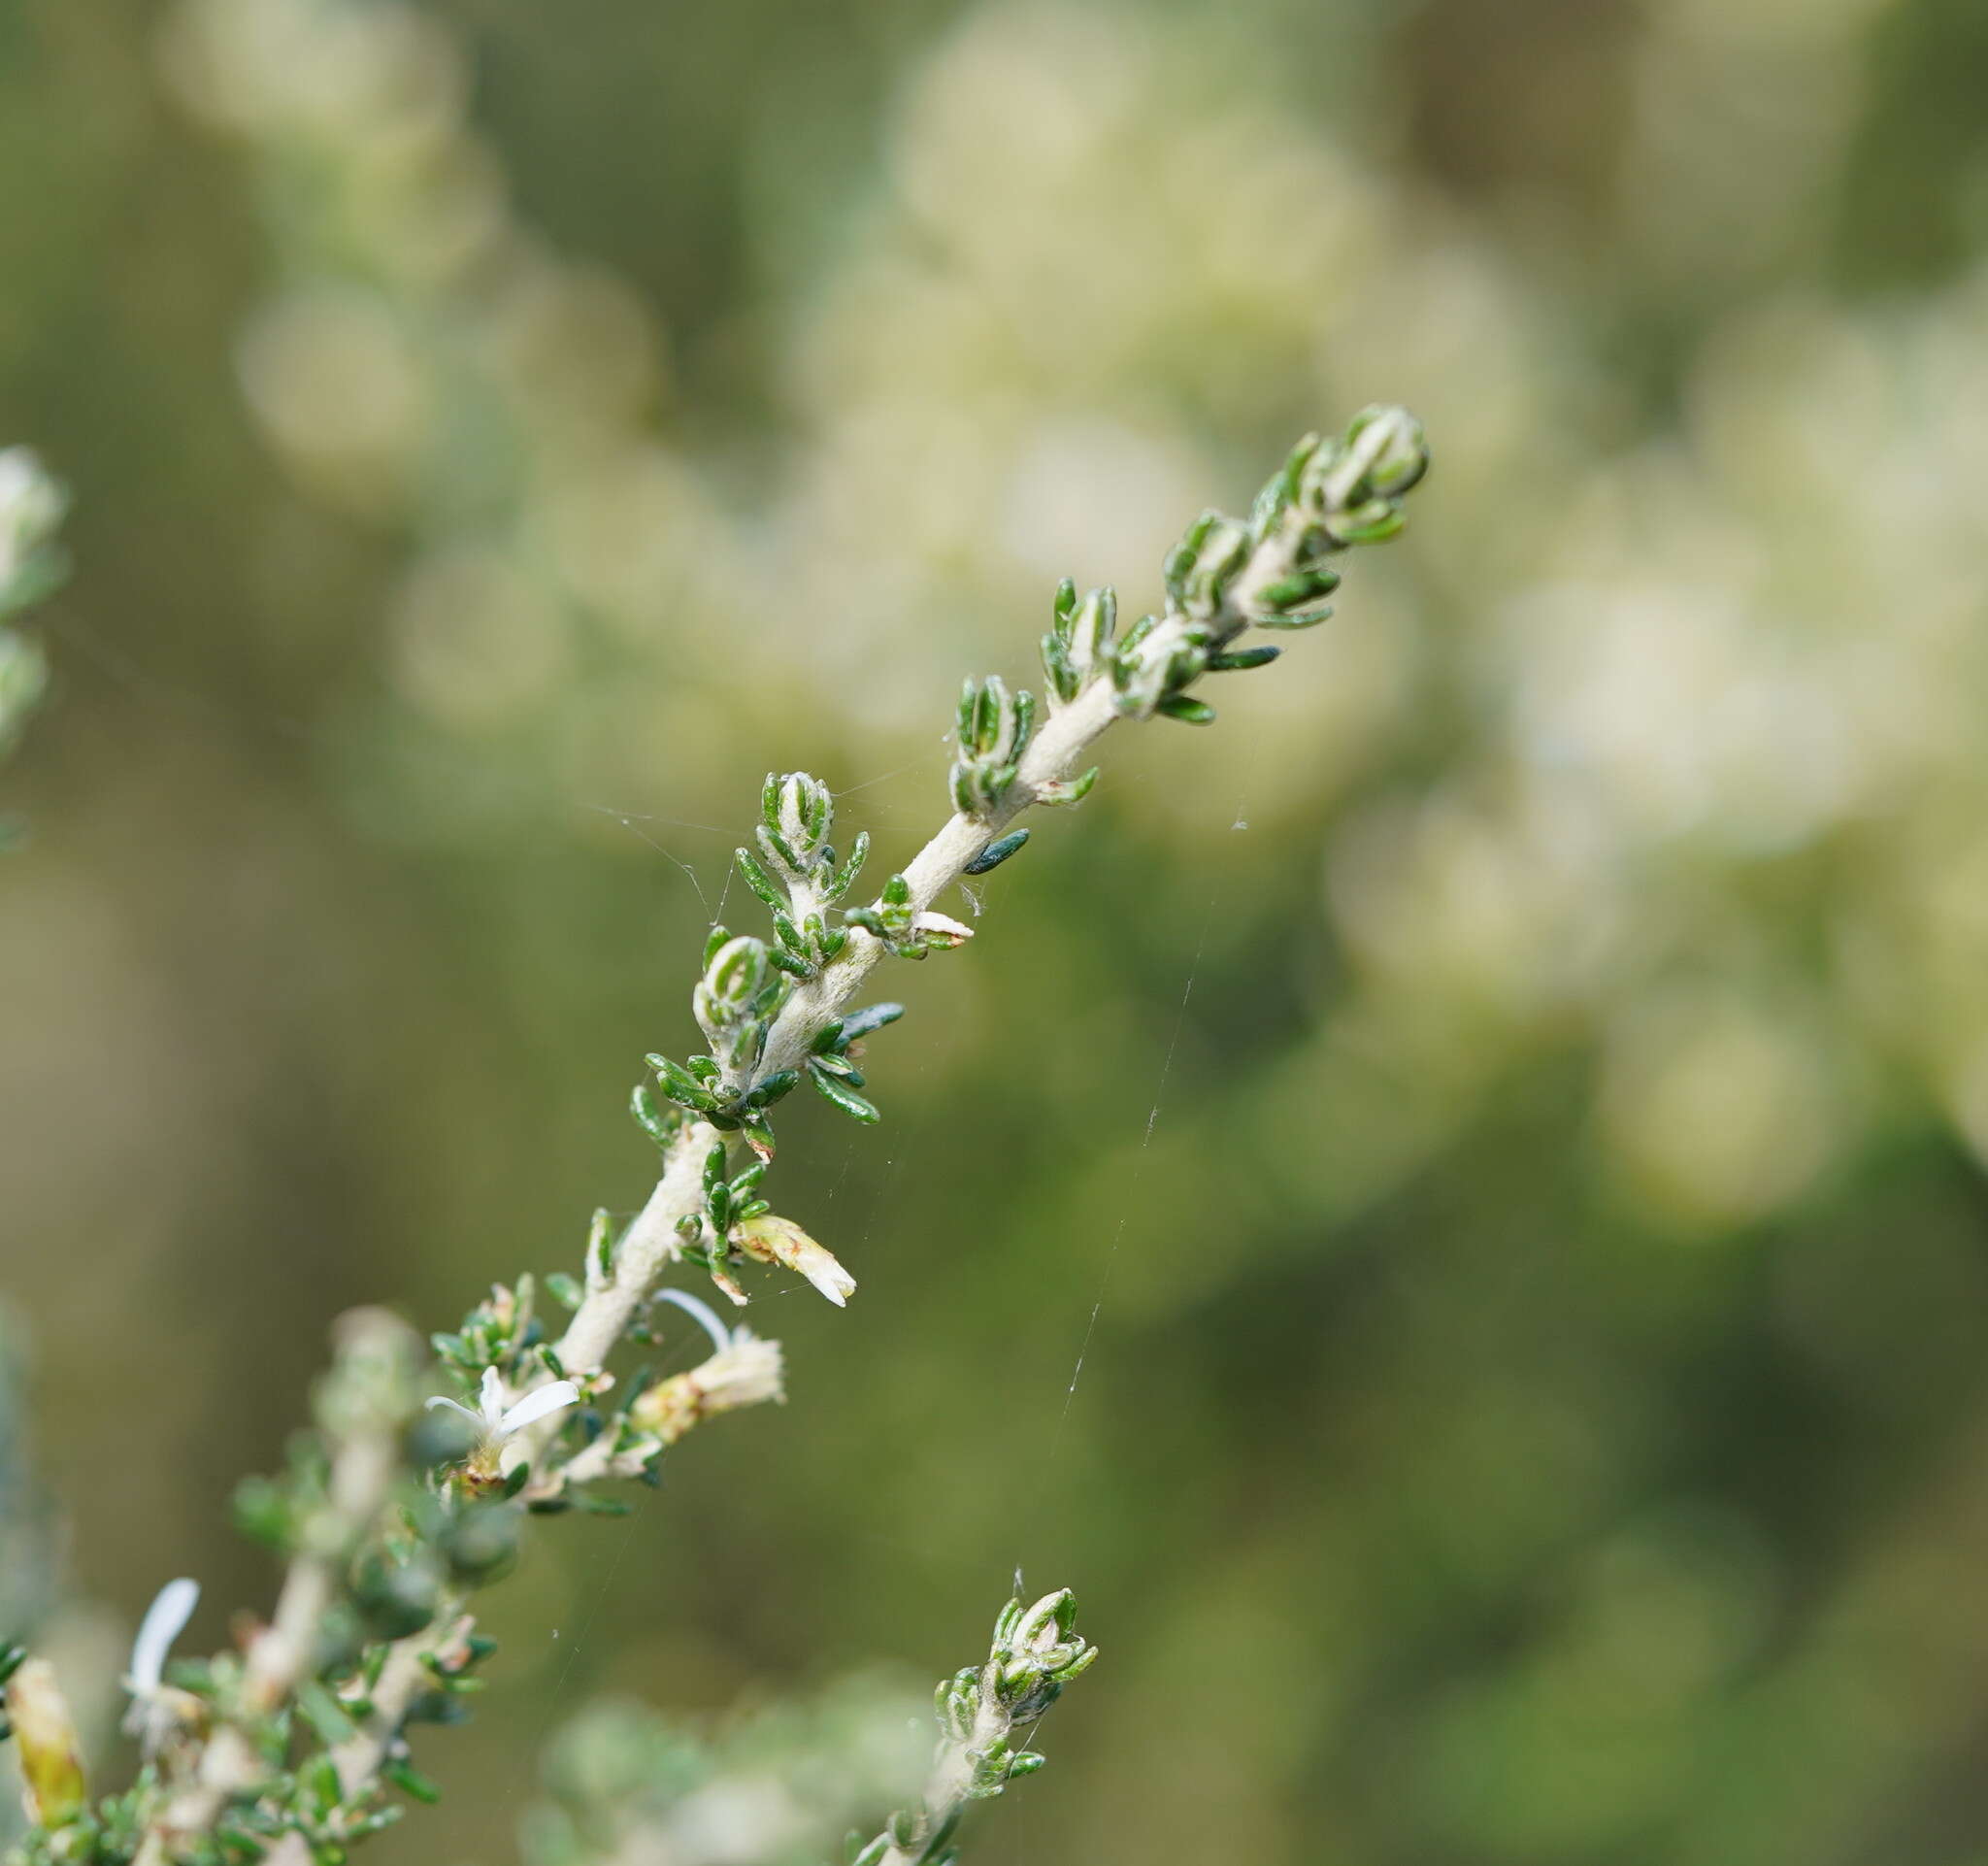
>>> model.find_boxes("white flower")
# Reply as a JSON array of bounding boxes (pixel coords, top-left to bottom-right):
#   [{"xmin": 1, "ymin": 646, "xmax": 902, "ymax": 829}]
[
  {"xmin": 655, "ymin": 1284, "xmax": 735, "ymax": 1354},
  {"xmin": 692, "ymin": 1329, "xmax": 785, "ymax": 1412},
  {"xmin": 629, "ymin": 1328, "xmax": 786, "ymax": 1445},
  {"xmin": 122, "ymin": 1577, "xmax": 200, "ymax": 1751},
  {"xmin": 426, "ymin": 1365, "xmax": 580, "ymax": 1445}
]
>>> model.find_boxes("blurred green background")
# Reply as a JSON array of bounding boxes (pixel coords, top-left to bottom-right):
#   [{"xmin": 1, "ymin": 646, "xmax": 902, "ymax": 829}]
[{"xmin": 7, "ymin": 0, "xmax": 1988, "ymax": 1860}]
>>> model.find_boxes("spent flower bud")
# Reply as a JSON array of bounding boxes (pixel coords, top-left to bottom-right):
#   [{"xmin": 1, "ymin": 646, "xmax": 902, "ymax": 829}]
[
  {"xmin": 733, "ymin": 1214, "xmax": 857, "ymax": 1306},
  {"xmin": 6, "ymin": 1657, "xmax": 86, "ymax": 1828},
  {"xmin": 629, "ymin": 1329, "xmax": 785, "ymax": 1445}
]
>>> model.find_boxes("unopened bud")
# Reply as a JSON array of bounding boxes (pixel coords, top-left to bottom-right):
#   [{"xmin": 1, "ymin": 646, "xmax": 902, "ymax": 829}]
[
  {"xmin": 773, "ymin": 772, "xmax": 834, "ymax": 868},
  {"xmin": 1343, "ymin": 404, "xmax": 1428, "ymax": 498}
]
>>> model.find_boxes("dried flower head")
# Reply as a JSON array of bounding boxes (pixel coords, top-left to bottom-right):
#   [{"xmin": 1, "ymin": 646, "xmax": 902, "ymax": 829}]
[
  {"xmin": 732, "ymin": 1215, "xmax": 857, "ymax": 1307},
  {"xmin": 630, "ymin": 1329, "xmax": 786, "ymax": 1446}
]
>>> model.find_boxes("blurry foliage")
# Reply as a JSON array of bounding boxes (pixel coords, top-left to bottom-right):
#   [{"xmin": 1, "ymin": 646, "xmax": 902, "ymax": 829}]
[
  {"xmin": 521, "ymin": 1673, "xmax": 926, "ymax": 1866},
  {"xmin": 5, "ymin": 0, "xmax": 1988, "ymax": 1863}
]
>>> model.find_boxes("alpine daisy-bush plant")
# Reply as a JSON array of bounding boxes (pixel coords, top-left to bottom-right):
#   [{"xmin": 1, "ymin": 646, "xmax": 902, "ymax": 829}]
[{"xmin": 0, "ymin": 407, "xmax": 1428, "ymax": 1864}]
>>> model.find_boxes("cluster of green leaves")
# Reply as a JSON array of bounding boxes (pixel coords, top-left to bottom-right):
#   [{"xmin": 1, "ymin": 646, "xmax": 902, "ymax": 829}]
[
  {"xmin": 28, "ymin": 1631, "xmax": 485, "ymax": 1866},
  {"xmin": 667, "ymin": 1139, "xmax": 777, "ymax": 1302},
  {"xmin": 1050, "ymin": 406, "xmax": 1428, "ymax": 735},
  {"xmin": 949, "ymin": 676, "xmax": 1036, "ymax": 816},
  {"xmin": 736, "ymin": 771, "xmax": 871, "ymax": 980},
  {"xmin": 429, "ymin": 1275, "xmax": 566, "ymax": 1389},
  {"xmin": 644, "ymin": 929, "xmax": 797, "ymax": 1157},
  {"xmin": 798, "ymin": 1002, "xmax": 905, "ymax": 1125},
  {"xmin": 3, "ymin": 1623, "xmax": 489, "ymax": 1866},
  {"xmin": 848, "ymin": 1590, "xmax": 1098, "ymax": 1866},
  {"xmin": 7, "ymin": 1773, "xmax": 163, "ymax": 1866},
  {"xmin": 642, "ymin": 770, "xmax": 926, "ymax": 1160}
]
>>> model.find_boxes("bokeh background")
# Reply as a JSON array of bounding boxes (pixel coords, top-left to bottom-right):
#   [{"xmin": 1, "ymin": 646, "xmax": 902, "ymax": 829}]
[{"xmin": 7, "ymin": 0, "xmax": 1988, "ymax": 1860}]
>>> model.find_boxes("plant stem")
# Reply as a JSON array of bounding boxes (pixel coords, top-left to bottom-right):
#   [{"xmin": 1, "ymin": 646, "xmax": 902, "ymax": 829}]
[{"xmin": 553, "ymin": 554, "xmax": 1260, "ymax": 1366}]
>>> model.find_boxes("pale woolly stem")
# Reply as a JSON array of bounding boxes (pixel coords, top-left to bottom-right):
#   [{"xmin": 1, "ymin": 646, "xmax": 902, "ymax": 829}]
[
  {"xmin": 555, "ymin": 1119, "xmax": 720, "ymax": 1374},
  {"xmin": 552, "ymin": 504, "xmax": 1288, "ymax": 1360}
]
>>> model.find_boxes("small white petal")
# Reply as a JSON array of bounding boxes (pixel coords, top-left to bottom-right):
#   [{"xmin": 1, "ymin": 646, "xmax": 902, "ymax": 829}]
[
  {"xmin": 494, "ymin": 1380, "xmax": 581, "ymax": 1441},
  {"xmin": 478, "ymin": 1364, "xmax": 506, "ymax": 1426},
  {"xmin": 424, "ymin": 1395, "xmax": 482, "ymax": 1427},
  {"xmin": 655, "ymin": 1285, "xmax": 733, "ymax": 1355},
  {"xmin": 128, "ymin": 1578, "xmax": 199, "ymax": 1696},
  {"xmin": 800, "ymin": 1257, "xmax": 855, "ymax": 1307}
]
